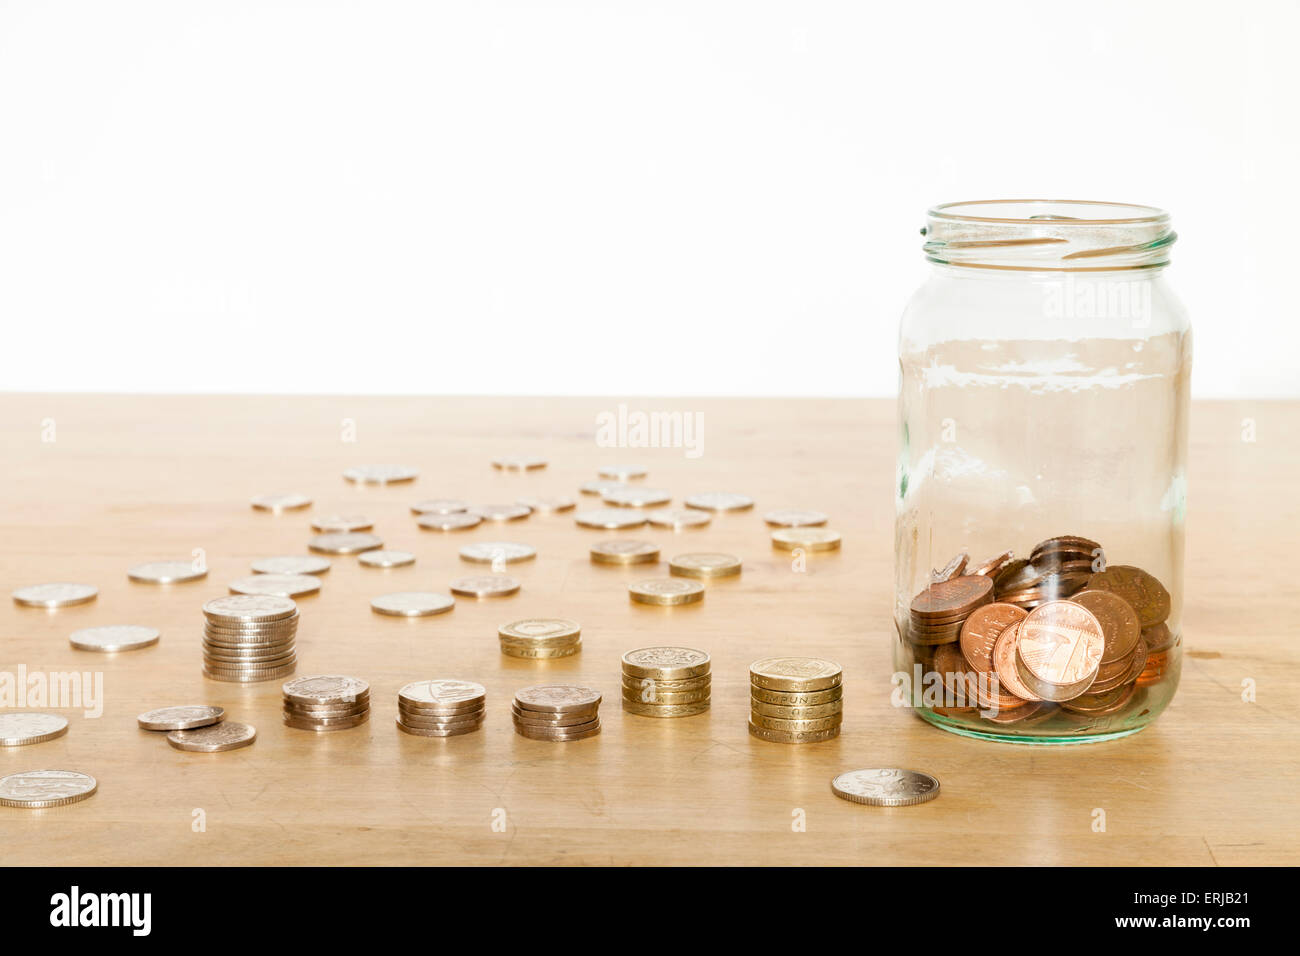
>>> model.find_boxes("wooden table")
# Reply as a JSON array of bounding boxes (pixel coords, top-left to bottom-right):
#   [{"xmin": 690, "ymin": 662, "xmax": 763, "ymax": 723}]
[{"xmin": 1, "ymin": 395, "xmax": 1295, "ymax": 866}]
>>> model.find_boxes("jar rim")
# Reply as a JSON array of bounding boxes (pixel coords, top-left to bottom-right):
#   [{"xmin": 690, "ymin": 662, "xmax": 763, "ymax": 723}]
[{"xmin": 928, "ymin": 199, "xmax": 1169, "ymax": 227}]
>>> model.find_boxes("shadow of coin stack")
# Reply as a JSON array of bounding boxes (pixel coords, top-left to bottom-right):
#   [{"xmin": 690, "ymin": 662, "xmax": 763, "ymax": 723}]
[
  {"xmin": 512, "ymin": 685, "xmax": 602, "ymax": 741},
  {"xmin": 748, "ymin": 657, "xmax": 843, "ymax": 743},
  {"xmin": 397, "ymin": 679, "xmax": 486, "ymax": 737},
  {"xmin": 621, "ymin": 646, "xmax": 711, "ymax": 717},
  {"xmin": 282, "ymin": 675, "xmax": 370, "ymax": 731},
  {"xmin": 201, "ymin": 595, "xmax": 299, "ymax": 682}
]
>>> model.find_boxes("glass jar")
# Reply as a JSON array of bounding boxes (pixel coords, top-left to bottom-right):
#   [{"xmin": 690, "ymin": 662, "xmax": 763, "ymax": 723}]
[{"xmin": 894, "ymin": 200, "xmax": 1190, "ymax": 743}]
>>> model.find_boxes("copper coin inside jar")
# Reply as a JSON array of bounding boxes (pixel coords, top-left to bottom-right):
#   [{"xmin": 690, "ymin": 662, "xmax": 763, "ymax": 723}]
[
  {"xmin": 968, "ymin": 550, "xmax": 1015, "ymax": 578},
  {"xmin": 1086, "ymin": 565, "xmax": 1171, "ymax": 628},
  {"xmin": 1015, "ymin": 601, "xmax": 1105, "ymax": 701},
  {"xmin": 991, "ymin": 620, "xmax": 1042, "ymax": 702},
  {"xmin": 930, "ymin": 551, "xmax": 969, "ymax": 584},
  {"xmin": 1069, "ymin": 589, "xmax": 1141, "ymax": 663},
  {"xmin": 910, "ymin": 575, "xmax": 994, "ymax": 621},
  {"xmin": 959, "ymin": 602, "xmax": 1027, "ymax": 674}
]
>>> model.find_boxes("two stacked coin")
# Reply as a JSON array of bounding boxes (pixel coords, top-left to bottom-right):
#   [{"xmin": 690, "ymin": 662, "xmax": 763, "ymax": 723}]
[
  {"xmin": 397, "ymin": 680, "xmax": 486, "ymax": 737},
  {"xmin": 992, "ymin": 536, "xmax": 1099, "ymax": 609},
  {"xmin": 621, "ymin": 647, "xmax": 711, "ymax": 717},
  {"xmin": 512, "ymin": 685, "xmax": 602, "ymax": 741},
  {"xmin": 282, "ymin": 675, "xmax": 370, "ymax": 731},
  {"xmin": 748, "ymin": 658, "xmax": 843, "ymax": 743},
  {"xmin": 201, "ymin": 595, "xmax": 298, "ymax": 682},
  {"xmin": 498, "ymin": 618, "xmax": 581, "ymax": 659}
]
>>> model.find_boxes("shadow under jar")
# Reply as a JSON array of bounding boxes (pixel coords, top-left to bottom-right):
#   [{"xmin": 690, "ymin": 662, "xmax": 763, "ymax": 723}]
[{"xmin": 894, "ymin": 200, "xmax": 1190, "ymax": 743}]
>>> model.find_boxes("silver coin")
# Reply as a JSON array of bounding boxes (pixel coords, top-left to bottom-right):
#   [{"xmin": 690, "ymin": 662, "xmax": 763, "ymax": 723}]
[
  {"xmin": 310, "ymin": 513, "xmax": 374, "ymax": 532},
  {"xmin": 491, "ymin": 455, "xmax": 547, "ymax": 471},
  {"xmin": 417, "ymin": 512, "xmax": 482, "ymax": 532},
  {"xmin": 12, "ymin": 582, "xmax": 98, "ymax": 608},
  {"xmin": 229, "ymin": 573, "xmax": 321, "ymax": 598},
  {"xmin": 251, "ymin": 555, "xmax": 332, "ymax": 575},
  {"xmin": 308, "ymin": 531, "xmax": 383, "ymax": 554},
  {"xmin": 250, "ymin": 492, "xmax": 312, "ymax": 513},
  {"xmin": 597, "ymin": 464, "xmax": 648, "ymax": 481},
  {"xmin": 343, "ymin": 464, "xmax": 418, "ymax": 484},
  {"xmin": 137, "ymin": 705, "xmax": 225, "ymax": 732},
  {"xmin": 764, "ymin": 509, "xmax": 829, "ymax": 528},
  {"xmin": 398, "ymin": 679, "xmax": 487, "ymax": 709},
  {"xmin": 602, "ymin": 487, "xmax": 672, "ymax": 508},
  {"xmin": 69, "ymin": 625, "xmax": 160, "ymax": 652},
  {"xmin": 684, "ymin": 492, "xmax": 754, "ymax": 512},
  {"xmin": 579, "ymin": 479, "xmax": 628, "ymax": 496},
  {"xmin": 128, "ymin": 560, "xmax": 208, "ymax": 584},
  {"xmin": 411, "ymin": 499, "xmax": 469, "ymax": 515},
  {"xmin": 645, "ymin": 508, "xmax": 711, "ymax": 530},
  {"xmin": 476, "ymin": 503, "xmax": 531, "ymax": 522},
  {"xmin": 515, "ymin": 496, "xmax": 576, "ymax": 513},
  {"xmin": 282, "ymin": 675, "xmax": 370, "ymax": 704},
  {"xmin": 575, "ymin": 509, "xmax": 647, "ymax": 530},
  {"xmin": 358, "ymin": 550, "xmax": 417, "ymax": 568},
  {"xmin": 202, "ymin": 594, "xmax": 298, "ymax": 623},
  {"xmin": 0, "ymin": 770, "xmax": 97, "ymax": 808},
  {"xmin": 166, "ymin": 721, "xmax": 257, "ymax": 752},
  {"xmin": 590, "ymin": 539, "xmax": 660, "ymax": 565},
  {"xmin": 449, "ymin": 575, "xmax": 520, "ymax": 598},
  {"xmin": 459, "ymin": 542, "xmax": 536, "ymax": 564},
  {"xmin": 0, "ymin": 713, "xmax": 69, "ymax": 747},
  {"xmin": 370, "ymin": 591, "xmax": 455, "ymax": 617},
  {"xmin": 830, "ymin": 769, "xmax": 941, "ymax": 807}
]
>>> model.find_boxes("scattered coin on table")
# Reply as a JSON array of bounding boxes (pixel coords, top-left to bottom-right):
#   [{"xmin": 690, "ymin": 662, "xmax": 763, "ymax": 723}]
[
  {"xmin": 770, "ymin": 527, "xmax": 842, "ymax": 552},
  {"xmin": 228, "ymin": 573, "xmax": 321, "ymax": 598},
  {"xmin": 492, "ymin": 455, "xmax": 547, "ymax": 471},
  {"xmin": 476, "ymin": 503, "xmax": 531, "ymax": 522},
  {"xmin": 370, "ymin": 591, "xmax": 455, "ymax": 617},
  {"xmin": 167, "ymin": 721, "xmax": 257, "ymax": 752},
  {"xmin": 449, "ymin": 575, "xmax": 520, "ymax": 598},
  {"xmin": 628, "ymin": 578, "xmax": 705, "ymax": 606},
  {"xmin": 137, "ymin": 705, "xmax": 226, "ymax": 732},
  {"xmin": 358, "ymin": 549, "xmax": 417, "ymax": 568},
  {"xmin": 12, "ymin": 582, "xmax": 98, "ymax": 608},
  {"xmin": 763, "ymin": 509, "xmax": 829, "ymax": 527},
  {"xmin": 831, "ymin": 769, "xmax": 940, "ymax": 806},
  {"xmin": 459, "ymin": 541, "xmax": 536, "ymax": 565},
  {"xmin": 575, "ymin": 508, "xmax": 647, "ymax": 530},
  {"xmin": 0, "ymin": 770, "xmax": 98, "ymax": 808},
  {"xmin": 417, "ymin": 512, "xmax": 482, "ymax": 531},
  {"xmin": 250, "ymin": 492, "xmax": 312, "ymax": 513},
  {"xmin": 590, "ymin": 539, "xmax": 659, "ymax": 565},
  {"xmin": 308, "ymin": 531, "xmax": 383, "ymax": 554},
  {"xmin": 251, "ymin": 555, "xmax": 332, "ymax": 576},
  {"xmin": 515, "ymin": 495, "xmax": 576, "ymax": 513},
  {"xmin": 128, "ymin": 560, "xmax": 208, "ymax": 584},
  {"xmin": 0, "ymin": 713, "xmax": 69, "ymax": 747},
  {"xmin": 579, "ymin": 479, "xmax": 627, "ymax": 496},
  {"xmin": 669, "ymin": 552, "xmax": 742, "ymax": 579},
  {"xmin": 602, "ymin": 486, "xmax": 672, "ymax": 508},
  {"xmin": 343, "ymin": 464, "xmax": 418, "ymax": 484},
  {"xmin": 684, "ymin": 492, "xmax": 753, "ymax": 512},
  {"xmin": 411, "ymin": 499, "xmax": 469, "ymax": 515},
  {"xmin": 311, "ymin": 514, "xmax": 374, "ymax": 533},
  {"xmin": 69, "ymin": 625, "xmax": 160, "ymax": 652},
  {"xmin": 645, "ymin": 508, "xmax": 711, "ymax": 530},
  {"xmin": 597, "ymin": 464, "xmax": 647, "ymax": 481}
]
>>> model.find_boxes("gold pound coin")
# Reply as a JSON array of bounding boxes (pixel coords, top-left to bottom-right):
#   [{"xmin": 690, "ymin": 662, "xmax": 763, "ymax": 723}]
[
  {"xmin": 770, "ymin": 528, "xmax": 841, "ymax": 552},
  {"xmin": 668, "ymin": 552, "xmax": 741, "ymax": 579},
  {"xmin": 628, "ymin": 579, "xmax": 705, "ymax": 606},
  {"xmin": 590, "ymin": 540, "xmax": 660, "ymax": 565}
]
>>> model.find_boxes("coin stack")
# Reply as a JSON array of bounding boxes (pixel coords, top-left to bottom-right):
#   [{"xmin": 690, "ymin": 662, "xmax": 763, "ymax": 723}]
[
  {"xmin": 621, "ymin": 647, "xmax": 711, "ymax": 717},
  {"xmin": 993, "ymin": 535, "xmax": 1098, "ymax": 609},
  {"xmin": 748, "ymin": 658, "xmax": 843, "ymax": 743},
  {"xmin": 397, "ymin": 680, "xmax": 486, "ymax": 737},
  {"xmin": 511, "ymin": 685, "xmax": 602, "ymax": 741},
  {"xmin": 201, "ymin": 595, "xmax": 299, "ymax": 682},
  {"xmin": 282, "ymin": 675, "xmax": 370, "ymax": 732},
  {"xmin": 498, "ymin": 618, "xmax": 582, "ymax": 659},
  {"xmin": 906, "ymin": 575, "xmax": 994, "ymax": 647}
]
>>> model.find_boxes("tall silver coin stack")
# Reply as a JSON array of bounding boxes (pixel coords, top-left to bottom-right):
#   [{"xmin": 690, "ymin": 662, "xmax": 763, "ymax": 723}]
[
  {"xmin": 201, "ymin": 595, "xmax": 299, "ymax": 683},
  {"xmin": 396, "ymin": 679, "xmax": 486, "ymax": 737},
  {"xmin": 282, "ymin": 676, "xmax": 370, "ymax": 732}
]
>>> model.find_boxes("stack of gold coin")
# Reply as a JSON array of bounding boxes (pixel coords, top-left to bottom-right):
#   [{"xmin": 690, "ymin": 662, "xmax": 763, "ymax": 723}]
[
  {"xmin": 282, "ymin": 675, "xmax": 370, "ymax": 732},
  {"xmin": 621, "ymin": 647, "xmax": 711, "ymax": 717},
  {"xmin": 748, "ymin": 657, "xmax": 843, "ymax": 743},
  {"xmin": 498, "ymin": 618, "xmax": 581, "ymax": 659},
  {"xmin": 201, "ymin": 595, "xmax": 298, "ymax": 683},
  {"xmin": 511, "ymin": 685, "xmax": 602, "ymax": 741},
  {"xmin": 905, "ymin": 575, "xmax": 994, "ymax": 647},
  {"xmin": 396, "ymin": 679, "xmax": 486, "ymax": 737}
]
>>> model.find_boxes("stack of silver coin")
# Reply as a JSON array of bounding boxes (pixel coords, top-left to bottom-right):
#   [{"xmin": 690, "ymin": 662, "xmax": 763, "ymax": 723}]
[
  {"xmin": 511, "ymin": 685, "xmax": 602, "ymax": 741},
  {"xmin": 396, "ymin": 680, "xmax": 486, "ymax": 737},
  {"xmin": 201, "ymin": 595, "xmax": 299, "ymax": 682},
  {"xmin": 282, "ymin": 675, "xmax": 370, "ymax": 732}
]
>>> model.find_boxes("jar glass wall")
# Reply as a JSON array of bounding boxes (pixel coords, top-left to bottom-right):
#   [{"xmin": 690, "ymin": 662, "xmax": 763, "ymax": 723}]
[{"xmin": 894, "ymin": 200, "xmax": 1191, "ymax": 743}]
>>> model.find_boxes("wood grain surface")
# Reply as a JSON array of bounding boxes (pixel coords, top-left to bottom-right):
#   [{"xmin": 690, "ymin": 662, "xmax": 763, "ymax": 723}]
[{"xmin": 1, "ymin": 395, "xmax": 1296, "ymax": 865}]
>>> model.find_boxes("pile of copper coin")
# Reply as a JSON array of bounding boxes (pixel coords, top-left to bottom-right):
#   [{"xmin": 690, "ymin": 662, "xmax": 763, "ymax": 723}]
[
  {"xmin": 282, "ymin": 675, "xmax": 370, "ymax": 732},
  {"xmin": 905, "ymin": 536, "xmax": 1176, "ymax": 727},
  {"xmin": 396, "ymin": 679, "xmax": 486, "ymax": 737},
  {"xmin": 511, "ymin": 685, "xmax": 602, "ymax": 741}
]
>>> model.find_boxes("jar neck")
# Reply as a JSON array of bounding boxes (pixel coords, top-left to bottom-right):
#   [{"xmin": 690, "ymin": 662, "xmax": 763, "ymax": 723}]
[{"xmin": 922, "ymin": 200, "xmax": 1175, "ymax": 272}]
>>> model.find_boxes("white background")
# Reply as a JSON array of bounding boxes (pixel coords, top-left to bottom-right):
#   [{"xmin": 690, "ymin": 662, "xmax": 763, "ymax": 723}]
[{"xmin": 1, "ymin": 0, "xmax": 1295, "ymax": 397}]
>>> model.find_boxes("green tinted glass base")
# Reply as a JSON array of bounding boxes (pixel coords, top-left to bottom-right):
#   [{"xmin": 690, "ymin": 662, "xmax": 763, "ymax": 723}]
[{"xmin": 916, "ymin": 708, "xmax": 1151, "ymax": 745}]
